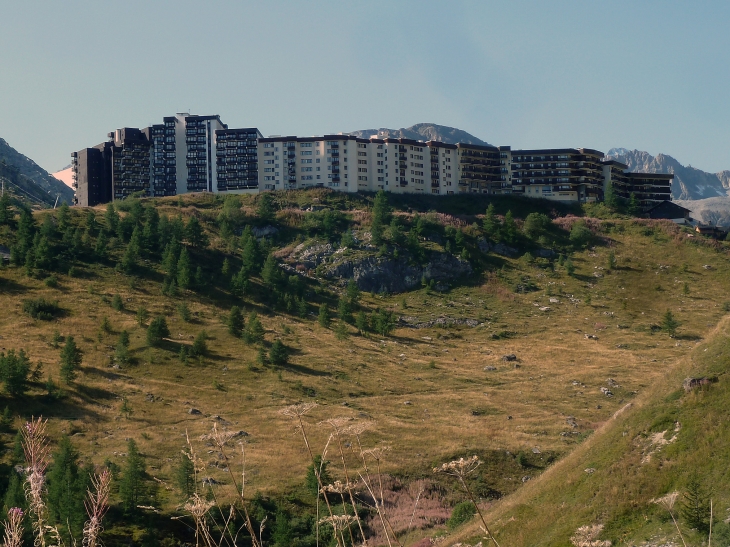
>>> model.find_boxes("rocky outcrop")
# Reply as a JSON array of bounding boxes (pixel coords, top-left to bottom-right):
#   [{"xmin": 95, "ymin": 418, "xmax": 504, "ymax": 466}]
[
  {"xmin": 281, "ymin": 240, "xmax": 471, "ymax": 293},
  {"xmin": 325, "ymin": 252, "xmax": 472, "ymax": 294}
]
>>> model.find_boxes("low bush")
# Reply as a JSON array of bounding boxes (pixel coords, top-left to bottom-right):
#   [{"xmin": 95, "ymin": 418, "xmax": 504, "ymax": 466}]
[{"xmin": 22, "ymin": 298, "xmax": 61, "ymax": 320}]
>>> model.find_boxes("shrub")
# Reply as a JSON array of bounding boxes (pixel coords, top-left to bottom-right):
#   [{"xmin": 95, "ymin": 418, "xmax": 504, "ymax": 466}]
[
  {"xmin": 0, "ymin": 349, "xmax": 31, "ymax": 396},
  {"xmin": 44, "ymin": 275, "xmax": 59, "ymax": 288},
  {"xmin": 228, "ymin": 306, "xmax": 244, "ymax": 337},
  {"xmin": 22, "ymin": 298, "xmax": 61, "ymax": 320},
  {"xmin": 136, "ymin": 306, "xmax": 149, "ymax": 327},
  {"xmin": 569, "ymin": 222, "xmax": 593, "ymax": 248},
  {"xmin": 146, "ymin": 317, "xmax": 170, "ymax": 346},
  {"xmin": 59, "ymin": 336, "xmax": 82, "ymax": 384},
  {"xmin": 318, "ymin": 303, "xmax": 331, "ymax": 328},
  {"xmin": 245, "ymin": 312, "xmax": 265, "ymax": 344},
  {"xmin": 523, "ymin": 212, "xmax": 551, "ymax": 239},
  {"xmin": 111, "ymin": 294, "xmax": 124, "ymax": 311},
  {"xmin": 447, "ymin": 501, "xmax": 476, "ymax": 530}
]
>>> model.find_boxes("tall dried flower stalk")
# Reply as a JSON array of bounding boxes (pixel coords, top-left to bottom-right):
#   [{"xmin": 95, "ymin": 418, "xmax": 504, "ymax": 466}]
[
  {"xmin": 434, "ymin": 456, "xmax": 500, "ymax": 547},
  {"xmin": 21, "ymin": 417, "xmax": 53, "ymax": 547},
  {"xmin": 281, "ymin": 403, "xmax": 344, "ymax": 547},
  {"xmin": 653, "ymin": 492, "xmax": 687, "ymax": 547},
  {"xmin": 321, "ymin": 418, "xmax": 367, "ymax": 545},
  {"xmin": 3, "ymin": 508, "xmax": 24, "ymax": 547},
  {"xmin": 358, "ymin": 445, "xmax": 400, "ymax": 547},
  {"xmin": 82, "ymin": 469, "xmax": 112, "ymax": 547}
]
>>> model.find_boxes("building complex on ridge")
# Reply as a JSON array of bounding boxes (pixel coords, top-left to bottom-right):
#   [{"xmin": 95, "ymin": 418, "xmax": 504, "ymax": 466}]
[{"xmin": 72, "ymin": 113, "xmax": 673, "ymax": 211}]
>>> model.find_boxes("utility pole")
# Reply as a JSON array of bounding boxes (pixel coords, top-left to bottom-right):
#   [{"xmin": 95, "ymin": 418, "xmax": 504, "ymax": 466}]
[{"xmin": 53, "ymin": 195, "xmax": 59, "ymax": 209}]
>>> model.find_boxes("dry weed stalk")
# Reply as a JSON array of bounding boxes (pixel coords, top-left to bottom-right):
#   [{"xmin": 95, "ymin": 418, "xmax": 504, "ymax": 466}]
[
  {"xmin": 434, "ymin": 456, "xmax": 500, "ymax": 547},
  {"xmin": 21, "ymin": 417, "xmax": 56, "ymax": 547},
  {"xmin": 652, "ymin": 492, "xmax": 687, "ymax": 547},
  {"xmin": 3, "ymin": 508, "xmax": 24, "ymax": 547},
  {"xmin": 182, "ymin": 424, "xmax": 262, "ymax": 547},
  {"xmin": 357, "ymin": 445, "xmax": 401, "ymax": 547},
  {"xmin": 321, "ymin": 418, "xmax": 367, "ymax": 545},
  {"xmin": 280, "ymin": 403, "xmax": 345, "ymax": 547},
  {"xmin": 82, "ymin": 469, "xmax": 112, "ymax": 547},
  {"xmin": 569, "ymin": 524, "xmax": 611, "ymax": 547}
]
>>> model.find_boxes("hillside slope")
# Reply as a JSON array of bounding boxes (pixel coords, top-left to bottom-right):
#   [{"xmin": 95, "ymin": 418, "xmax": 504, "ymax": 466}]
[
  {"xmin": 1, "ymin": 190, "xmax": 730, "ymax": 546},
  {"xmin": 347, "ymin": 123, "xmax": 490, "ymax": 146},
  {"xmin": 0, "ymin": 137, "xmax": 74, "ymax": 205},
  {"xmin": 447, "ymin": 316, "xmax": 730, "ymax": 547},
  {"xmin": 607, "ymin": 148, "xmax": 730, "ymax": 201}
]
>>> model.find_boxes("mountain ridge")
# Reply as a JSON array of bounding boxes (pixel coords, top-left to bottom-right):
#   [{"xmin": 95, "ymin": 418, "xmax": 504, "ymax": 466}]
[
  {"xmin": 607, "ymin": 147, "xmax": 730, "ymax": 200},
  {"xmin": 347, "ymin": 122, "xmax": 491, "ymax": 146},
  {"xmin": 0, "ymin": 137, "xmax": 74, "ymax": 205}
]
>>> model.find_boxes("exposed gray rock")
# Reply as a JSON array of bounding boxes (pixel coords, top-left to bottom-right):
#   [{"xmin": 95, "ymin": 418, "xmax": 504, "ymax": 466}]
[
  {"xmin": 478, "ymin": 239, "xmax": 519, "ymax": 257},
  {"xmin": 534, "ymin": 248, "xmax": 556, "ymax": 258},
  {"xmin": 501, "ymin": 354, "xmax": 517, "ymax": 362},
  {"xmin": 325, "ymin": 251, "xmax": 471, "ymax": 294},
  {"xmin": 252, "ymin": 225, "xmax": 279, "ymax": 238},
  {"xmin": 188, "ymin": 408, "xmax": 202, "ymax": 415}
]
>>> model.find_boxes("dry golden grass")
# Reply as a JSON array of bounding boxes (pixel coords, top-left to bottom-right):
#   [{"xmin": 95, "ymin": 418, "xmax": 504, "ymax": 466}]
[{"xmin": 1, "ymin": 210, "xmax": 729, "ymax": 545}]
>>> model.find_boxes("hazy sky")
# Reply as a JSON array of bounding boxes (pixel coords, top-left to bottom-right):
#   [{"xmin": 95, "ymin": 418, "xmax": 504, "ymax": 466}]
[{"xmin": 1, "ymin": 1, "xmax": 729, "ymax": 173}]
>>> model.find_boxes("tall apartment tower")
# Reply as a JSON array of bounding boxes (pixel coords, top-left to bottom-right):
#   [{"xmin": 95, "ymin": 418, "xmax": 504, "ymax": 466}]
[{"xmin": 72, "ymin": 114, "xmax": 261, "ymax": 205}]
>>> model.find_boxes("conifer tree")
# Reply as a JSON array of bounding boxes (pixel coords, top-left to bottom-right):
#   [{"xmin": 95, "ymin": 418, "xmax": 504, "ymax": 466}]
[
  {"xmin": 483, "ymin": 203, "xmax": 499, "ymax": 237},
  {"xmin": 256, "ymin": 193, "xmax": 275, "ymax": 222},
  {"xmin": 318, "ymin": 303, "xmax": 331, "ymax": 328},
  {"xmin": 146, "ymin": 317, "xmax": 170, "ymax": 346},
  {"xmin": 46, "ymin": 436, "xmax": 87, "ymax": 543},
  {"xmin": 269, "ymin": 339, "xmax": 288, "ymax": 366},
  {"xmin": 0, "ymin": 191, "xmax": 12, "ymax": 226},
  {"xmin": 177, "ymin": 247, "xmax": 192, "ymax": 290},
  {"xmin": 0, "ymin": 349, "xmax": 31, "ymax": 397},
  {"xmin": 57, "ymin": 202, "xmax": 71, "ymax": 232},
  {"xmin": 59, "ymin": 336, "xmax": 82, "ymax": 384},
  {"xmin": 104, "ymin": 203, "xmax": 119, "ymax": 233},
  {"xmin": 228, "ymin": 306, "xmax": 244, "ymax": 338},
  {"xmin": 119, "ymin": 439, "xmax": 146, "ymax": 515},
  {"xmin": 175, "ymin": 453, "xmax": 195, "ymax": 499},
  {"xmin": 245, "ymin": 312, "xmax": 265, "ymax": 344},
  {"xmin": 184, "ymin": 216, "xmax": 208, "ymax": 248}
]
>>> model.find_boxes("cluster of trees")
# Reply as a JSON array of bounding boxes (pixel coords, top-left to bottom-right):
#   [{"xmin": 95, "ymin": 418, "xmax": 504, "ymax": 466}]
[{"xmin": 2, "ymin": 434, "xmax": 151, "ymax": 544}]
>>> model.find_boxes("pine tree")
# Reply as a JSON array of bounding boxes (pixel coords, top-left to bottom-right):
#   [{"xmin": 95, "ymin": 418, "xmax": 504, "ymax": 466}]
[
  {"xmin": 256, "ymin": 193, "xmax": 275, "ymax": 222},
  {"xmin": 115, "ymin": 330, "xmax": 131, "ymax": 365},
  {"xmin": 190, "ymin": 332, "xmax": 208, "ymax": 358},
  {"xmin": 335, "ymin": 321, "xmax": 349, "ymax": 341},
  {"xmin": 119, "ymin": 439, "xmax": 146, "ymax": 515},
  {"xmin": 3, "ymin": 470, "xmax": 26, "ymax": 511},
  {"xmin": 0, "ymin": 191, "xmax": 12, "ymax": 226},
  {"xmin": 177, "ymin": 247, "xmax": 192, "ymax": 290},
  {"xmin": 483, "ymin": 203, "xmax": 499, "ymax": 237},
  {"xmin": 501, "ymin": 210, "xmax": 518, "ymax": 244},
  {"xmin": 228, "ymin": 306, "xmax": 244, "ymax": 338},
  {"xmin": 59, "ymin": 336, "xmax": 82, "ymax": 384},
  {"xmin": 681, "ymin": 474, "xmax": 711, "ymax": 533},
  {"xmin": 184, "ymin": 216, "xmax": 208, "ymax": 248},
  {"xmin": 661, "ymin": 310, "xmax": 680, "ymax": 337},
  {"xmin": 221, "ymin": 257, "xmax": 231, "ymax": 280},
  {"xmin": 111, "ymin": 294, "xmax": 124, "ymax": 311},
  {"xmin": 338, "ymin": 296, "xmax": 353, "ymax": 324},
  {"xmin": 57, "ymin": 203, "xmax": 71, "ymax": 232},
  {"xmin": 175, "ymin": 453, "xmax": 195, "ymax": 499},
  {"xmin": 272, "ymin": 509, "xmax": 293, "ymax": 547},
  {"xmin": 372, "ymin": 190, "xmax": 391, "ymax": 227},
  {"xmin": 241, "ymin": 233, "xmax": 260, "ymax": 277},
  {"xmin": 296, "ymin": 297, "xmax": 308, "ymax": 319},
  {"xmin": 604, "ymin": 181, "xmax": 618, "ymax": 210},
  {"xmin": 146, "ymin": 317, "xmax": 170, "ymax": 346},
  {"xmin": 356, "ymin": 311, "xmax": 368, "ymax": 334},
  {"xmin": 136, "ymin": 306, "xmax": 149, "ymax": 327},
  {"xmin": 104, "ymin": 203, "xmax": 119, "ymax": 233},
  {"xmin": 346, "ymin": 279, "xmax": 360, "ymax": 304},
  {"xmin": 46, "ymin": 436, "xmax": 87, "ymax": 542},
  {"xmin": 0, "ymin": 349, "xmax": 31, "ymax": 397},
  {"xmin": 245, "ymin": 312, "xmax": 265, "ymax": 344},
  {"xmin": 269, "ymin": 339, "xmax": 288, "ymax": 366},
  {"xmin": 261, "ymin": 254, "xmax": 280, "ymax": 287},
  {"xmin": 318, "ymin": 303, "xmax": 331, "ymax": 328},
  {"xmin": 628, "ymin": 192, "xmax": 640, "ymax": 216}
]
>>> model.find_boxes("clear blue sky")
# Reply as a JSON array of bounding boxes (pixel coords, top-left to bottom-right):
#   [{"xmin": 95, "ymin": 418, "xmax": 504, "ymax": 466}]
[{"xmin": 1, "ymin": 1, "xmax": 729, "ymax": 173}]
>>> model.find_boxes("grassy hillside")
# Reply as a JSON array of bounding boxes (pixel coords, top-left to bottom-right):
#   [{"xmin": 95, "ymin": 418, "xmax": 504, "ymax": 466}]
[{"xmin": 0, "ymin": 189, "xmax": 729, "ymax": 546}]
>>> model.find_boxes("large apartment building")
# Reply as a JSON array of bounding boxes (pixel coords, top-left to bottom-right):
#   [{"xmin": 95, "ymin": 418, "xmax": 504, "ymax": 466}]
[
  {"xmin": 72, "ymin": 114, "xmax": 261, "ymax": 206},
  {"xmin": 72, "ymin": 115, "xmax": 673, "ymax": 211}
]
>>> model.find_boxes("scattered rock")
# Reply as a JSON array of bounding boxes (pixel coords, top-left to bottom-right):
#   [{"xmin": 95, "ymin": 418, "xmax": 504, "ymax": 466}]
[
  {"xmin": 502, "ymin": 354, "xmax": 518, "ymax": 362},
  {"xmin": 521, "ymin": 476, "xmax": 532, "ymax": 483},
  {"xmin": 479, "ymin": 239, "xmax": 519, "ymax": 257},
  {"xmin": 532, "ymin": 447, "xmax": 541, "ymax": 454},
  {"xmin": 703, "ymin": 264, "xmax": 712, "ymax": 270},
  {"xmin": 566, "ymin": 416, "xmax": 578, "ymax": 428},
  {"xmin": 231, "ymin": 431, "xmax": 249, "ymax": 438},
  {"xmin": 683, "ymin": 376, "xmax": 718, "ymax": 392},
  {"xmin": 403, "ymin": 401, "xmax": 412, "ymax": 405},
  {"xmin": 539, "ymin": 306, "xmax": 551, "ymax": 312},
  {"xmin": 145, "ymin": 393, "xmax": 155, "ymax": 402},
  {"xmin": 507, "ymin": 415, "xmax": 513, "ymax": 420},
  {"xmin": 534, "ymin": 248, "xmax": 556, "ymax": 259},
  {"xmin": 606, "ymin": 378, "xmax": 620, "ymax": 388},
  {"xmin": 484, "ymin": 365, "xmax": 497, "ymax": 371},
  {"xmin": 600, "ymin": 387, "xmax": 613, "ymax": 397},
  {"xmin": 188, "ymin": 408, "xmax": 202, "ymax": 415},
  {"xmin": 201, "ymin": 477, "xmax": 220, "ymax": 485},
  {"xmin": 513, "ymin": 363, "xmax": 521, "ymax": 369},
  {"xmin": 585, "ymin": 334, "xmax": 598, "ymax": 340},
  {"xmin": 584, "ymin": 468, "xmax": 596, "ymax": 474},
  {"xmin": 549, "ymin": 298, "xmax": 560, "ymax": 304}
]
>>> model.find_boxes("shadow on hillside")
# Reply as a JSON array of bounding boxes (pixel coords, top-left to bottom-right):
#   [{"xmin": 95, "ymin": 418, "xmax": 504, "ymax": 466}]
[
  {"xmin": 81, "ymin": 365, "xmax": 131, "ymax": 382},
  {"xmin": 74, "ymin": 382, "xmax": 117, "ymax": 403},
  {"xmin": 279, "ymin": 360, "xmax": 331, "ymax": 377},
  {"xmin": 0, "ymin": 278, "xmax": 27, "ymax": 294},
  {"xmin": 7, "ymin": 394, "xmax": 104, "ymax": 422},
  {"xmin": 675, "ymin": 333, "xmax": 703, "ymax": 341}
]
